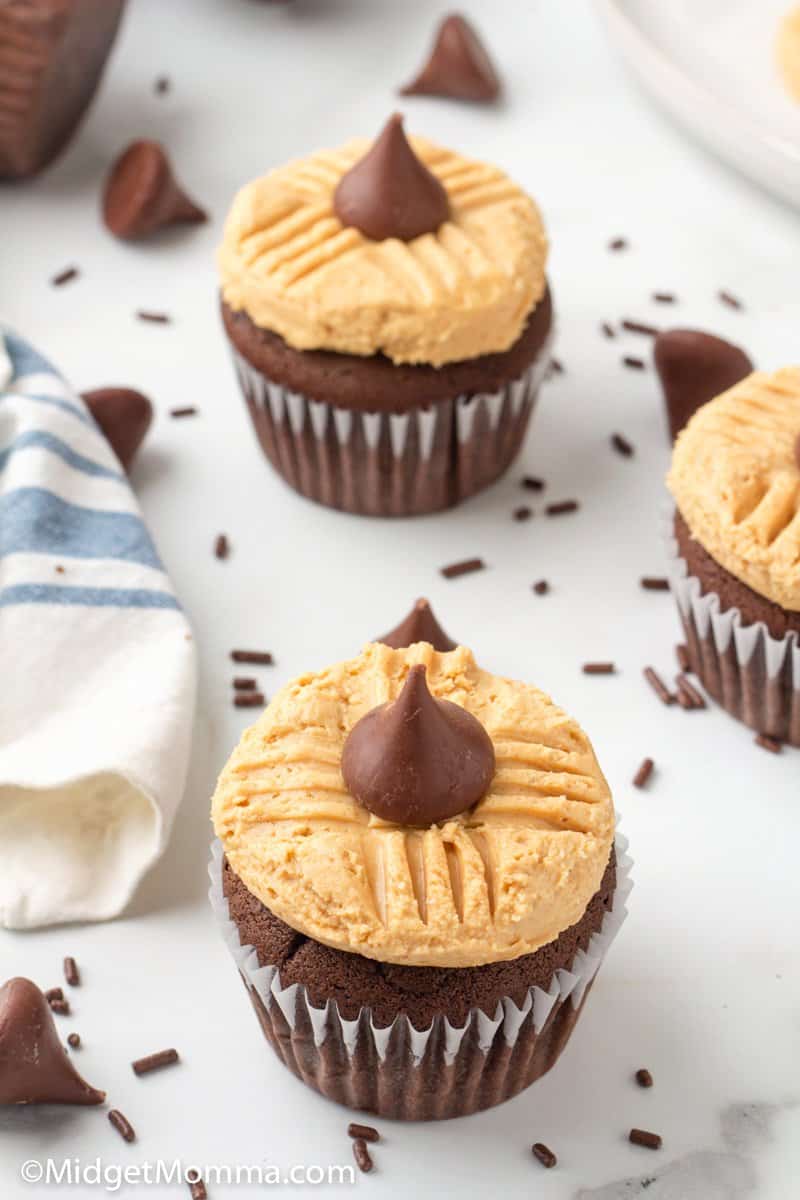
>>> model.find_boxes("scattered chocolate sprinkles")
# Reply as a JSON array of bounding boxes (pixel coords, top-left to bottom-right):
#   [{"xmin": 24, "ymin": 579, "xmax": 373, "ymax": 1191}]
[
  {"xmin": 234, "ymin": 692, "xmax": 265, "ymax": 709},
  {"xmin": 521, "ymin": 475, "xmax": 545, "ymax": 492},
  {"xmin": 635, "ymin": 1068, "xmax": 654, "ymax": 1088},
  {"xmin": 545, "ymin": 500, "xmax": 578, "ymax": 516},
  {"xmin": 755, "ymin": 733, "xmax": 782, "ymax": 754},
  {"xmin": 233, "ymin": 677, "xmax": 257, "ymax": 691},
  {"xmin": 676, "ymin": 643, "xmax": 691, "ymax": 673},
  {"xmin": 108, "ymin": 1109, "xmax": 136, "ymax": 1143},
  {"xmin": 633, "ymin": 758, "xmax": 654, "ymax": 789},
  {"xmin": 188, "ymin": 1176, "xmax": 207, "ymax": 1200},
  {"xmin": 718, "ymin": 289, "xmax": 743, "ymax": 311},
  {"xmin": 531, "ymin": 1143, "xmax": 557, "ymax": 1169},
  {"xmin": 170, "ymin": 406, "xmax": 197, "ymax": 418},
  {"xmin": 348, "ymin": 1122, "xmax": 380, "ymax": 1143},
  {"xmin": 676, "ymin": 674, "xmax": 706, "ymax": 710},
  {"xmin": 49, "ymin": 998, "xmax": 70, "ymax": 1016},
  {"xmin": 51, "ymin": 266, "xmax": 79, "ymax": 287},
  {"xmin": 621, "ymin": 318, "xmax": 659, "ymax": 337},
  {"xmin": 601, "ymin": 321, "xmax": 615, "ymax": 338},
  {"xmin": 622, "ymin": 355, "xmax": 646, "ymax": 370},
  {"xmin": 136, "ymin": 310, "xmax": 171, "ymax": 324},
  {"xmin": 640, "ymin": 577, "xmax": 669, "ymax": 591},
  {"xmin": 231, "ymin": 650, "xmax": 274, "ymax": 665},
  {"xmin": 583, "ymin": 662, "xmax": 615, "ymax": 675},
  {"xmin": 532, "ymin": 580, "xmax": 550, "ymax": 595},
  {"xmin": 155, "ymin": 75, "xmax": 171, "ymax": 95},
  {"xmin": 67, "ymin": 1033, "xmax": 81, "ymax": 1049},
  {"xmin": 549, "ymin": 357, "xmax": 564, "ymax": 375},
  {"xmin": 643, "ymin": 666, "xmax": 674, "ymax": 706},
  {"xmin": 214, "ymin": 534, "xmax": 229, "ymax": 560},
  {"xmin": 132, "ymin": 1048, "xmax": 179, "ymax": 1076},
  {"xmin": 63, "ymin": 957, "xmax": 80, "ymax": 987},
  {"xmin": 513, "ymin": 506, "xmax": 532, "ymax": 522},
  {"xmin": 44, "ymin": 987, "xmax": 64, "ymax": 1003},
  {"xmin": 629, "ymin": 1128, "xmax": 662, "ymax": 1151},
  {"xmin": 609, "ymin": 236, "xmax": 628, "ymax": 251},
  {"xmin": 652, "ymin": 292, "xmax": 675, "ymax": 303},
  {"xmin": 352, "ymin": 1138, "xmax": 373, "ymax": 1173},
  {"xmin": 611, "ymin": 433, "xmax": 634, "ymax": 457},
  {"xmin": 440, "ymin": 557, "xmax": 485, "ymax": 579}
]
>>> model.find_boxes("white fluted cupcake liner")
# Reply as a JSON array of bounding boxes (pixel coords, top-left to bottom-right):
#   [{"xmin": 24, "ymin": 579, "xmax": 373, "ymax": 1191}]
[
  {"xmin": 665, "ymin": 512, "xmax": 800, "ymax": 745},
  {"xmin": 209, "ymin": 833, "xmax": 631, "ymax": 1119}
]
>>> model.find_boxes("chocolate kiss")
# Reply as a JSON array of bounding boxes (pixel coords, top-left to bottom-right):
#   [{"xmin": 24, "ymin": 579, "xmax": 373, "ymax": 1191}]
[
  {"xmin": 400, "ymin": 14, "xmax": 501, "ymax": 103},
  {"xmin": 378, "ymin": 598, "xmax": 457, "ymax": 652},
  {"xmin": 102, "ymin": 140, "xmax": 207, "ymax": 241},
  {"xmin": 81, "ymin": 387, "xmax": 153, "ymax": 471},
  {"xmin": 333, "ymin": 114, "xmax": 450, "ymax": 242},
  {"xmin": 0, "ymin": 978, "xmax": 105, "ymax": 1106},
  {"xmin": 654, "ymin": 328, "xmax": 753, "ymax": 443},
  {"xmin": 342, "ymin": 664, "xmax": 495, "ymax": 826}
]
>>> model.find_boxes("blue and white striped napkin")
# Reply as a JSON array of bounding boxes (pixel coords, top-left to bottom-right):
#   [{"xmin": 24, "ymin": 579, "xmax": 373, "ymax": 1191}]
[{"xmin": 0, "ymin": 328, "xmax": 197, "ymax": 930}]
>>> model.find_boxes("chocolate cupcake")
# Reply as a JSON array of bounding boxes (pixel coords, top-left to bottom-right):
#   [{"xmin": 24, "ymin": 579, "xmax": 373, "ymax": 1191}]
[
  {"xmin": 218, "ymin": 115, "xmax": 553, "ymax": 516},
  {"xmin": 666, "ymin": 367, "xmax": 800, "ymax": 744},
  {"xmin": 210, "ymin": 642, "xmax": 628, "ymax": 1119},
  {"xmin": 0, "ymin": 1, "xmax": 126, "ymax": 180}
]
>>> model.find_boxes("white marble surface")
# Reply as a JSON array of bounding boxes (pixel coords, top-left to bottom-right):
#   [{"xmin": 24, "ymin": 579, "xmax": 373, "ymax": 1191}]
[{"xmin": 1, "ymin": 1, "xmax": 799, "ymax": 1196}]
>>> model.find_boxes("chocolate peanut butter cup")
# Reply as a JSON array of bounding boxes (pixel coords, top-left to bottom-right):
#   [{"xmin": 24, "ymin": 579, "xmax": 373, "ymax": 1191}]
[
  {"xmin": 218, "ymin": 117, "xmax": 553, "ymax": 516},
  {"xmin": 211, "ymin": 642, "xmax": 628, "ymax": 1119}
]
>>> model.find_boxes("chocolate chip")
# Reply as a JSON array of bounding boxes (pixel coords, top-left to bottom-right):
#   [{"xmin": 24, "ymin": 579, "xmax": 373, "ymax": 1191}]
[
  {"xmin": 63, "ymin": 957, "xmax": 80, "ymax": 987},
  {"xmin": 643, "ymin": 667, "xmax": 674, "ymax": 706},
  {"xmin": 629, "ymin": 1128, "xmax": 662, "ymax": 1150},
  {"xmin": 103, "ymin": 140, "xmax": 207, "ymax": 241},
  {"xmin": 635, "ymin": 1068, "xmax": 654, "ymax": 1088},
  {"xmin": 400, "ymin": 13, "xmax": 500, "ymax": 102},
  {"xmin": 352, "ymin": 1138, "xmax": 373, "ymax": 1173},
  {"xmin": 545, "ymin": 500, "xmax": 578, "ymax": 516},
  {"xmin": 108, "ymin": 1110, "xmax": 136, "ymax": 1143},
  {"xmin": 81, "ymin": 388, "xmax": 153, "ymax": 471},
  {"xmin": 230, "ymin": 650, "xmax": 273, "ymax": 665},
  {"xmin": 632, "ymin": 758, "xmax": 654, "ymax": 789},
  {"xmin": 531, "ymin": 1143, "xmax": 557, "ymax": 1169},
  {"xmin": 622, "ymin": 319, "xmax": 659, "ymax": 337},
  {"xmin": 131, "ymin": 1048, "xmax": 179, "ymax": 1076},
  {"xmin": 51, "ymin": 266, "xmax": 79, "ymax": 287},
  {"xmin": 583, "ymin": 662, "xmax": 615, "ymax": 675},
  {"xmin": 440, "ymin": 557, "xmax": 485, "ymax": 579},
  {"xmin": 611, "ymin": 433, "xmax": 634, "ymax": 457},
  {"xmin": 640, "ymin": 577, "xmax": 669, "ymax": 591},
  {"xmin": 347, "ymin": 1122, "xmax": 380, "ymax": 1143},
  {"xmin": 532, "ymin": 580, "xmax": 549, "ymax": 595},
  {"xmin": 622, "ymin": 355, "xmax": 646, "ymax": 370}
]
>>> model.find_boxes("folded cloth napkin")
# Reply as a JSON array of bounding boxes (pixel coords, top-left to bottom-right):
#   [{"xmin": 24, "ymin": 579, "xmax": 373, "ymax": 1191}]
[{"xmin": 0, "ymin": 328, "xmax": 197, "ymax": 929}]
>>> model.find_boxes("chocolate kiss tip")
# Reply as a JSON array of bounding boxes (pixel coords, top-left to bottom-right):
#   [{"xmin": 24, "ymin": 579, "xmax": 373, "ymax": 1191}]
[
  {"xmin": 342, "ymin": 663, "xmax": 495, "ymax": 826},
  {"xmin": 333, "ymin": 114, "xmax": 450, "ymax": 243},
  {"xmin": 0, "ymin": 978, "xmax": 106, "ymax": 1106},
  {"xmin": 102, "ymin": 139, "xmax": 208, "ymax": 241},
  {"xmin": 378, "ymin": 598, "xmax": 457, "ymax": 652},
  {"xmin": 400, "ymin": 14, "xmax": 501, "ymax": 103},
  {"xmin": 81, "ymin": 387, "xmax": 154, "ymax": 471},
  {"xmin": 654, "ymin": 328, "xmax": 753, "ymax": 443}
]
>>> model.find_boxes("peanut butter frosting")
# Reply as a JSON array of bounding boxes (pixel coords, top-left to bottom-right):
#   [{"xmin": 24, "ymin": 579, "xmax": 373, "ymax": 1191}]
[
  {"xmin": 218, "ymin": 136, "xmax": 548, "ymax": 367},
  {"xmin": 777, "ymin": 6, "xmax": 800, "ymax": 102},
  {"xmin": 212, "ymin": 643, "xmax": 615, "ymax": 969},
  {"xmin": 668, "ymin": 367, "xmax": 800, "ymax": 612}
]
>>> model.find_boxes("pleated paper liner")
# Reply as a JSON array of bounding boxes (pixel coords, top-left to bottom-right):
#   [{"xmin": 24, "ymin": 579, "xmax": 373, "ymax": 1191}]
[
  {"xmin": 230, "ymin": 343, "xmax": 552, "ymax": 517},
  {"xmin": 209, "ymin": 835, "xmax": 631, "ymax": 1120},
  {"xmin": 665, "ymin": 513, "xmax": 800, "ymax": 745}
]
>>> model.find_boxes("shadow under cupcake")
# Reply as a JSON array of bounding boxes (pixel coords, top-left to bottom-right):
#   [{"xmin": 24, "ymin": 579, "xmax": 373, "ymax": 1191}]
[{"xmin": 218, "ymin": 115, "xmax": 553, "ymax": 516}]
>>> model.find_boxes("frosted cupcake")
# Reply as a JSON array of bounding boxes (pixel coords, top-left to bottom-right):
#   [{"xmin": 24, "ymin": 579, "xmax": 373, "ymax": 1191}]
[
  {"xmin": 218, "ymin": 115, "xmax": 552, "ymax": 516},
  {"xmin": 210, "ymin": 642, "xmax": 628, "ymax": 1119},
  {"xmin": 667, "ymin": 367, "xmax": 800, "ymax": 744}
]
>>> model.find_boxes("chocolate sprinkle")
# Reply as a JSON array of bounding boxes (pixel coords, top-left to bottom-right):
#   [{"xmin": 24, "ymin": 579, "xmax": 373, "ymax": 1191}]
[
  {"xmin": 676, "ymin": 674, "xmax": 706, "ymax": 710},
  {"xmin": 352, "ymin": 1138, "xmax": 373, "ymax": 1174},
  {"xmin": 233, "ymin": 677, "xmax": 257, "ymax": 691},
  {"xmin": 513, "ymin": 506, "xmax": 532, "ymax": 522},
  {"xmin": 718, "ymin": 289, "xmax": 743, "ymax": 310},
  {"xmin": 545, "ymin": 500, "xmax": 578, "ymax": 516},
  {"xmin": 532, "ymin": 580, "xmax": 550, "ymax": 595},
  {"xmin": 348, "ymin": 1122, "xmax": 380, "ymax": 1143},
  {"xmin": 531, "ymin": 1143, "xmax": 557, "ymax": 1169},
  {"xmin": 131, "ymin": 1048, "xmax": 179, "ymax": 1076},
  {"xmin": 51, "ymin": 266, "xmax": 79, "ymax": 287},
  {"xmin": 629, "ymin": 1128, "xmax": 662, "ymax": 1151},
  {"xmin": 155, "ymin": 75, "xmax": 170, "ymax": 95},
  {"xmin": 601, "ymin": 321, "xmax": 616, "ymax": 338},
  {"xmin": 653, "ymin": 292, "xmax": 676, "ymax": 303},
  {"xmin": 640, "ymin": 577, "xmax": 669, "ymax": 591},
  {"xmin": 622, "ymin": 318, "xmax": 659, "ymax": 337},
  {"xmin": 230, "ymin": 650, "xmax": 273, "ymax": 665},
  {"xmin": 214, "ymin": 534, "xmax": 229, "ymax": 560},
  {"xmin": 609, "ymin": 237, "xmax": 628, "ymax": 251},
  {"xmin": 643, "ymin": 667, "xmax": 674, "ymax": 706},
  {"xmin": 676, "ymin": 643, "xmax": 691, "ymax": 673},
  {"xmin": 583, "ymin": 662, "xmax": 615, "ymax": 675},
  {"xmin": 188, "ymin": 1177, "xmax": 207, "ymax": 1200},
  {"xmin": 44, "ymin": 988, "xmax": 64, "ymax": 1003},
  {"xmin": 108, "ymin": 1109, "xmax": 136, "ymax": 1143},
  {"xmin": 611, "ymin": 433, "xmax": 634, "ymax": 457},
  {"xmin": 635, "ymin": 1068, "xmax": 654, "ymax": 1088},
  {"xmin": 755, "ymin": 733, "xmax": 782, "ymax": 754},
  {"xmin": 549, "ymin": 357, "xmax": 564, "ymax": 375},
  {"xmin": 67, "ymin": 1033, "xmax": 81, "ymax": 1049},
  {"xmin": 234, "ymin": 692, "xmax": 265, "ymax": 709},
  {"xmin": 136, "ymin": 310, "xmax": 171, "ymax": 324},
  {"xmin": 622, "ymin": 355, "xmax": 646, "ymax": 370},
  {"xmin": 440, "ymin": 557, "xmax": 485, "ymax": 579},
  {"xmin": 63, "ymin": 957, "xmax": 80, "ymax": 987},
  {"xmin": 521, "ymin": 475, "xmax": 545, "ymax": 492},
  {"xmin": 170, "ymin": 406, "xmax": 197, "ymax": 418},
  {"xmin": 632, "ymin": 758, "xmax": 654, "ymax": 789},
  {"xmin": 49, "ymin": 998, "xmax": 70, "ymax": 1016}
]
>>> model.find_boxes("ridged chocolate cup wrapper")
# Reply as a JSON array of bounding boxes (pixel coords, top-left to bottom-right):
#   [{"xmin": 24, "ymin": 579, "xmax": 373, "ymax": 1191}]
[
  {"xmin": 208, "ymin": 834, "xmax": 631, "ymax": 1120},
  {"xmin": 227, "ymin": 334, "xmax": 553, "ymax": 517},
  {"xmin": 664, "ymin": 510, "xmax": 800, "ymax": 745}
]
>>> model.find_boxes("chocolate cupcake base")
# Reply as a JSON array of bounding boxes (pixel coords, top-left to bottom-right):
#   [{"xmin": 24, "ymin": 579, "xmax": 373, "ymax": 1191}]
[
  {"xmin": 209, "ymin": 837, "xmax": 631, "ymax": 1120},
  {"xmin": 223, "ymin": 291, "xmax": 554, "ymax": 517},
  {"xmin": 668, "ymin": 511, "xmax": 800, "ymax": 745}
]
